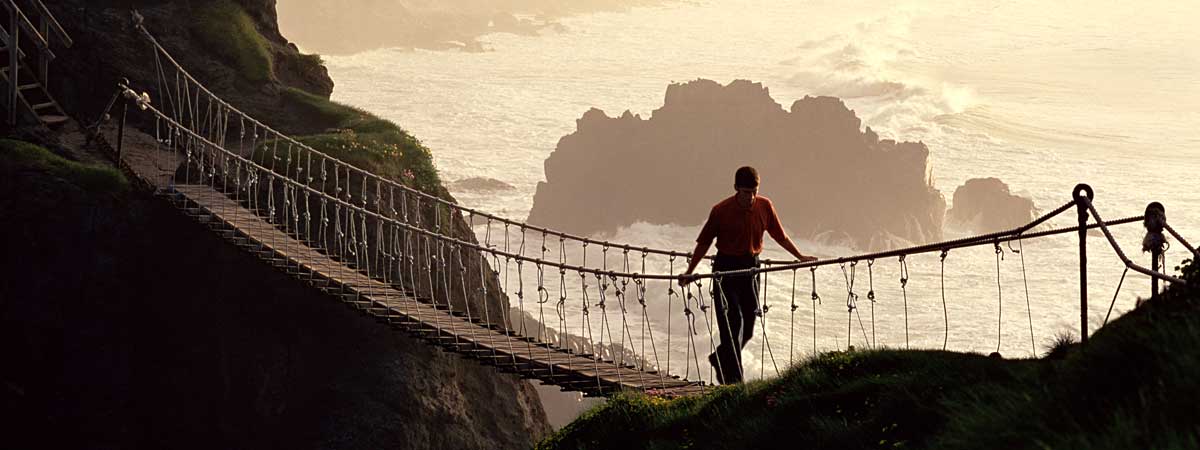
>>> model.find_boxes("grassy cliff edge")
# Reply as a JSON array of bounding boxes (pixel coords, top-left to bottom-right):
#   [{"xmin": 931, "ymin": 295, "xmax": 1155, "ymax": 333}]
[{"xmin": 540, "ymin": 260, "xmax": 1199, "ymax": 450}]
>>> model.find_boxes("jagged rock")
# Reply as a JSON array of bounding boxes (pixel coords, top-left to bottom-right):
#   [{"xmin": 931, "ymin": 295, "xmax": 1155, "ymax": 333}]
[
  {"xmin": 946, "ymin": 178, "xmax": 1037, "ymax": 233},
  {"xmin": 527, "ymin": 79, "xmax": 946, "ymax": 250},
  {"xmin": 449, "ymin": 176, "xmax": 516, "ymax": 192}
]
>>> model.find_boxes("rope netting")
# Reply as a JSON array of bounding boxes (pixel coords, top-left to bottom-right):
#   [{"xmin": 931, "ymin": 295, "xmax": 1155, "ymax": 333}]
[{"xmin": 109, "ymin": 18, "xmax": 1195, "ymax": 394}]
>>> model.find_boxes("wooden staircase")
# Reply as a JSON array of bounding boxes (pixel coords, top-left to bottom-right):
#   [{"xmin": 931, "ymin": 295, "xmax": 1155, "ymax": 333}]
[{"xmin": 0, "ymin": 0, "xmax": 71, "ymax": 128}]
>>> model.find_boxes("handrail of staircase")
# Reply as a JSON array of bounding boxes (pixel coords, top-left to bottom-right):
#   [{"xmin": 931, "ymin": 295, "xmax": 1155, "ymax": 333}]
[
  {"xmin": 25, "ymin": 0, "xmax": 71, "ymax": 48},
  {"xmin": 0, "ymin": 25, "xmax": 27, "ymax": 59},
  {"xmin": 1, "ymin": 0, "xmax": 52, "ymax": 56}
]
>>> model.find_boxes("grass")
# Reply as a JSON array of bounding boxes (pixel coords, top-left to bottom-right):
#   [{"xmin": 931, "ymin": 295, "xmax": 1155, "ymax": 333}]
[
  {"xmin": 0, "ymin": 139, "xmax": 128, "ymax": 194},
  {"xmin": 539, "ymin": 259, "xmax": 1200, "ymax": 450},
  {"xmin": 192, "ymin": 0, "xmax": 273, "ymax": 83},
  {"xmin": 269, "ymin": 87, "xmax": 443, "ymax": 195}
]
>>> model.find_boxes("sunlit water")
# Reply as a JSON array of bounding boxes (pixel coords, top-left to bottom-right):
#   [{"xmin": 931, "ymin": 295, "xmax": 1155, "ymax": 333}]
[{"xmin": 322, "ymin": 0, "xmax": 1200, "ymax": 382}]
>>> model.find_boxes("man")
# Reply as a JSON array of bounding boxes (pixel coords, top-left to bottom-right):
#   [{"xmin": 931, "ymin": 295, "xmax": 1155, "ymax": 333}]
[{"xmin": 679, "ymin": 166, "xmax": 818, "ymax": 384}]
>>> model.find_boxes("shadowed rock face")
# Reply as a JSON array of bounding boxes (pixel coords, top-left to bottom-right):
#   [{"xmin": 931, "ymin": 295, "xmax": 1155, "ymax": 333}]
[
  {"xmin": 527, "ymin": 79, "xmax": 946, "ymax": 251},
  {"xmin": 946, "ymin": 178, "xmax": 1037, "ymax": 234}
]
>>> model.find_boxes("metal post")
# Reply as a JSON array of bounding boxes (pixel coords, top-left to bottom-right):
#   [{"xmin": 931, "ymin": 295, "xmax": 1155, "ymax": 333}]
[
  {"xmin": 1073, "ymin": 184, "xmax": 1093, "ymax": 346},
  {"xmin": 1143, "ymin": 202, "xmax": 1166, "ymax": 300}
]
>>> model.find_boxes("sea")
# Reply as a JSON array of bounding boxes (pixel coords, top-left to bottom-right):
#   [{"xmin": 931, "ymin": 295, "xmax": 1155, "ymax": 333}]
[{"xmin": 317, "ymin": 0, "xmax": 1199, "ymax": 391}]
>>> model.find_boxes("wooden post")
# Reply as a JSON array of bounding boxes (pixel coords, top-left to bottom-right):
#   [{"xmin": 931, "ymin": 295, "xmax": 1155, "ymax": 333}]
[
  {"xmin": 1074, "ymin": 184, "xmax": 1093, "ymax": 346},
  {"xmin": 37, "ymin": 15, "xmax": 47, "ymax": 89},
  {"xmin": 8, "ymin": 10, "xmax": 18, "ymax": 126},
  {"xmin": 1143, "ymin": 202, "xmax": 1167, "ymax": 300}
]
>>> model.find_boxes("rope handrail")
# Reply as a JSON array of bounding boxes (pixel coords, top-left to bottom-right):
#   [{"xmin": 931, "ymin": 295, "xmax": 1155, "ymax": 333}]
[
  {"xmin": 759, "ymin": 200, "xmax": 1079, "ymax": 266},
  {"xmin": 1165, "ymin": 223, "xmax": 1197, "ymax": 257},
  {"xmin": 134, "ymin": 91, "xmax": 1167, "ymax": 283},
  {"xmin": 132, "ymin": 22, "xmax": 700, "ymax": 262},
  {"xmin": 1081, "ymin": 197, "xmax": 1187, "ymax": 285}
]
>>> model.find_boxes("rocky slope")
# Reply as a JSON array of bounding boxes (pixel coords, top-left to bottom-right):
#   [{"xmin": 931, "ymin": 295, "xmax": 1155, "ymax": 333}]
[
  {"xmin": 4, "ymin": 0, "xmax": 551, "ymax": 447},
  {"xmin": 527, "ymin": 79, "xmax": 946, "ymax": 251}
]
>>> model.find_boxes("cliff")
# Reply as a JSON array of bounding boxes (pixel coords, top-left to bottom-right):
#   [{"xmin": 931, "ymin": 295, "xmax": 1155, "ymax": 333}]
[
  {"xmin": 4, "ymin": 1, "xmax": 550, "ymax": 447},
  {"xmin": 946, "ymin": 178, "xmax": 1038, "ymax": 234},
  {"xmin": 527, "ymin": 79, "xmax": 946, "ymax": 251}
]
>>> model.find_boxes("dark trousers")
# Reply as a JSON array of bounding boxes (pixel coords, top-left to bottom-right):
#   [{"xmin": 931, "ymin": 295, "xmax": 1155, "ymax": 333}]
[{"xmin": 710, "ymin": 254, "xmax": 760, "ymax": 384}]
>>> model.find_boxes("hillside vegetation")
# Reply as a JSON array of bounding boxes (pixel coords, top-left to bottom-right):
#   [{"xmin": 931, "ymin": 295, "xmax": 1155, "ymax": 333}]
[
  {"xmin": 275, "ymin": 87, "xmax": 443, "ymax": 195},
  {"xmin": 540, "ymin": 259, "xmax": 1199, "ymax": 449}
]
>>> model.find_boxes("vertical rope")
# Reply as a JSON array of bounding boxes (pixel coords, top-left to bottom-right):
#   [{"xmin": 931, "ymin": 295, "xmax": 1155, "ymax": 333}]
[
  {"xmin": 940, "ymin": 249, "xmax": 949, "ymax": 351},
  {"xmin": 867, "ymin": 259, "xmax": 876, "ymax": 349},
  {"xmin": 682, "ymin": 283, "xmax": 699, "ymax": 381},
  {"xmin": 811, "ymin": 267, "xmax": 820, "ymax": 354},
  {"xmin": 1017, "ymin": 239, "xmax": 1036, "ymax": 355},
  {"xmin": 789, "ymin": 268, "xmax": 798, "ymax": 366},
  {"xmin": 994, "ymin": 242, "xmax": 1004, "ymax": 354},
  {"xmin": 1102, "ymin": 267, "xmax": 1130, "ymax": 327},
  {"xmin": 899, "ymin": 255, "xmax": 910, "ymax": 349},
  {"xmin": 667, "ymin": 255, "xmax": 676, "ymax": 377},
  {"xmin": 760, "ymin": 270, "xmax": 767, "ymax": 379},
  {"xmin": 638, "ymin": 250, "xmax": 665, "ymax": 388},
  {"xmin": 695, "ymin": 279, "xmax": 720, "ymax": 385}
]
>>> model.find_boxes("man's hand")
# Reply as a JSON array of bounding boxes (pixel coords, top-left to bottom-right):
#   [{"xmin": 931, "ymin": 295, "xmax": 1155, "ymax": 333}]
[{"xmin": 678, "ymin": 273, "xmax": 699, "ymax": 287}]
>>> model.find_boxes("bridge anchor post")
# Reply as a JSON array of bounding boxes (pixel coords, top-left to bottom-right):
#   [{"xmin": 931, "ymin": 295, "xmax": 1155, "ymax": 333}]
[
  {"xmin": 1143, "ymin": 202, "xmax": 1167, "ymax": 301},
  {"xmin": 1074, "ymin": 184, "xmax": 1093, "ymax": 346}
]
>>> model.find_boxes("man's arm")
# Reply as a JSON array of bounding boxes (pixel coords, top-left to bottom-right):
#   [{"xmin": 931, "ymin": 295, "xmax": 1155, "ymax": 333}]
[
  {"xmin": 764, "ymin": 199, "xmax": 817, "ymax": 262},
  {"xmin": 774, "ymin": 234, "xmax": 818, "ymax": 263},
  {"xmin": 681, "ymin": 207, "xmax": 719, "ymax": 285},
  {"xmin": 680, "ymin": 240, "xmax": 712, "ymax": 285}
]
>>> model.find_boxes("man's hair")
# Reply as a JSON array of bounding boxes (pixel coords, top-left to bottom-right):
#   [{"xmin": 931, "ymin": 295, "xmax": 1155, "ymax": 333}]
[{"xmin": 734, "ymin": 166, "xmax": 759, "ymax": 189}]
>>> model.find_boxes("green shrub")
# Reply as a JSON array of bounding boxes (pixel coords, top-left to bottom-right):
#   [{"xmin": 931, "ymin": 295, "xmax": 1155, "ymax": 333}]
[
  {"xmin": 0, "ymin": 139, "xmax": 128, "ymax": 194},
  {"xmin": 277, "ymin": 87, "xmax": 443, "ymax": 195},
  {"xmin": 192, "ymin": 0, "xmax": 273, "ymax": 83}
]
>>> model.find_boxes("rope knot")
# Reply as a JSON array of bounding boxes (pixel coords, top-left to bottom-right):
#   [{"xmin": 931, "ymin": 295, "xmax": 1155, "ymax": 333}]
[{"xmin": 1143, "ymin": 202, "xmax": 1167, "ymax": 253}]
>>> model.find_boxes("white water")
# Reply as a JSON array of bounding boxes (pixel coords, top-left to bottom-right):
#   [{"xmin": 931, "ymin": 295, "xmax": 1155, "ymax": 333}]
[{"xmin": 321, "ymin": 0, "xmax": 1200, "ymax": 382}]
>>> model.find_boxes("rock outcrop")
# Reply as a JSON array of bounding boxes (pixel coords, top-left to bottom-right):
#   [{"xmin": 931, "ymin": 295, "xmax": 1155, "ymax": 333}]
[
  {"xmin": 946, "ymin": 178, "xmax": 1037, "ymax": 233},
  {"xmin": 450, "ymin": 176, "xmax": 517, "ymax": 192},
  {"xmin": 527, "ymin": 79, "xmax": 946, "ymax": 250},
  {"xmin": 50, "ymin": 0, "xmax": 333, "ymax": 136}
]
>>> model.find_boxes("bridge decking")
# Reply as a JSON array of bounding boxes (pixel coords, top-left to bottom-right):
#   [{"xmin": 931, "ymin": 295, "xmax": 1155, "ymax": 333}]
[{"xmin": 166, "ymin": 183, "xmax": 706, "ymax": 397}]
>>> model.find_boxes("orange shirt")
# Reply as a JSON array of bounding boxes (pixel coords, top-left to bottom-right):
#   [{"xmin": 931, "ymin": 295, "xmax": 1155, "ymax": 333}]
[{"xmin": 697, "ymin": 195, "xmax": 786, "ymax": 256}]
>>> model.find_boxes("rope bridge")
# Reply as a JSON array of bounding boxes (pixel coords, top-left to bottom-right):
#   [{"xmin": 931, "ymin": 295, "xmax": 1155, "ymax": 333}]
[{"xmin": 99, "ymin": 18, "xmax": 1197, "ymax": 397}]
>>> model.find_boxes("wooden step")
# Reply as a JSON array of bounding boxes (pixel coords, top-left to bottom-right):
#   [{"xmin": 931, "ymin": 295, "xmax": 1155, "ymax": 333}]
[
  {"xmin": 39, "ymin": 115, "xmax": 68, "ymax": 127},
  {"xmin": 31, "ymin": 102, "xmax": 54, "ymax": 110},
  {"xmin": 18, "ymin": 83, "xmax": 39, "ymax": 91}
]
